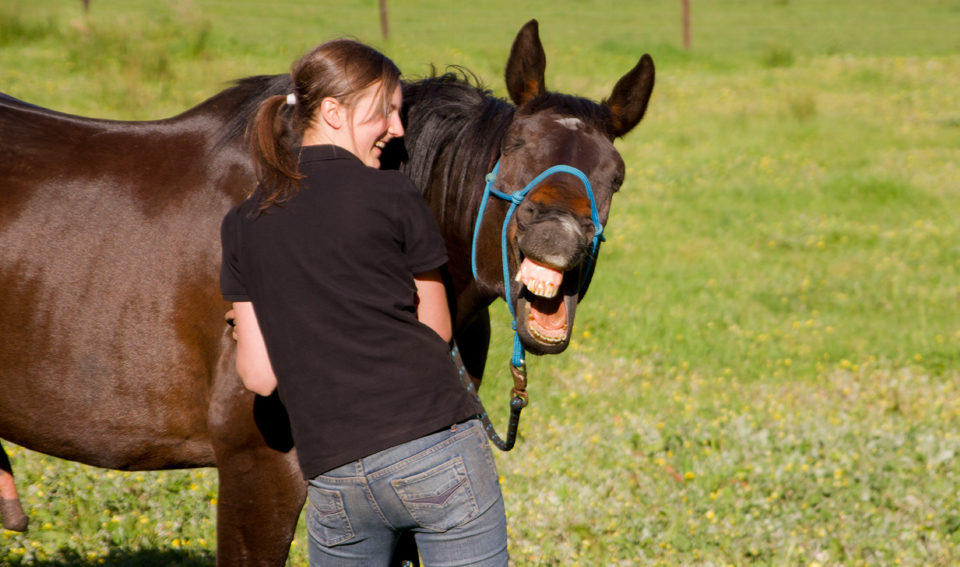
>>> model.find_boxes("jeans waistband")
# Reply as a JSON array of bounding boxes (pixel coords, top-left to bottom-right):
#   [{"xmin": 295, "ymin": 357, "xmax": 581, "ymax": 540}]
[{"xmin": 320, "ymin": 418, "xmax": 482, "ymax": 480}]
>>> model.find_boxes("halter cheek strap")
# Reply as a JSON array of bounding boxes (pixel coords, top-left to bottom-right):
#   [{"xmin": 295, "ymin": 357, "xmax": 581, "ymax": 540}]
[{"xmin": 470, "ymin": 158, "xmax": 606, "ymax": 368}]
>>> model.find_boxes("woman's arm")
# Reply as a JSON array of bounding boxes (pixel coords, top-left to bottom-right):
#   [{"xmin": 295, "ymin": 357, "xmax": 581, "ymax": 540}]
[
  {"xmin": 414, "ymin": 269, "xmax": 452, "ymax": 343},
  {"xmin": 231, "ymin": 301, "xmax": 278, "ymax": 396}
]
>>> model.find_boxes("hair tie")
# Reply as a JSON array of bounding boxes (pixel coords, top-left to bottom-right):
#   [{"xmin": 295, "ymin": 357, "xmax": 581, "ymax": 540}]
[{"xmin": 285, "ymin": 93, "xmax": 297, "ymax": 106}]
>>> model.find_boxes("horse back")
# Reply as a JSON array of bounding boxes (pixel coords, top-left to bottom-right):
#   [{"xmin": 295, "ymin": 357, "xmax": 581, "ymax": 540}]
[{"xmin": 0, "ymin": 93, "xmax": 253, "ymax": 469}]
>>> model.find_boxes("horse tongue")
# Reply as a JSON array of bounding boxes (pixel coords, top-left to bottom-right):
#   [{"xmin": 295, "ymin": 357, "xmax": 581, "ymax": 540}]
[
  {"xmin": 518, "ymin": 258, "xmax": 563, "ymax": 298},
  {"xmin": 531, "ymin": 293, "xmax": 567, "ymax": 328}
]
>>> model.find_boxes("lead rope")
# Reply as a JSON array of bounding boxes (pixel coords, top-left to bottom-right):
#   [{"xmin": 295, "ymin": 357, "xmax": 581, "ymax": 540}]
[{"xmin": 451, "ymin": 344, "xmax": 527, "ymax": 451}]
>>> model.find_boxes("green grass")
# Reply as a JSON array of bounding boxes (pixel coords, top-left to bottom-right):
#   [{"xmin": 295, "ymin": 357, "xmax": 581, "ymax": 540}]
[{"xmin": 3, "ymin": 0, "xmax": 960, "ymax": 565}]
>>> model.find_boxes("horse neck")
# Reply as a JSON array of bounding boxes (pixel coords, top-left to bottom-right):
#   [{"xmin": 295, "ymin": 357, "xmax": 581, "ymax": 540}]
[{"xmin": 399, "ymin": 77, "xmax": 515, "ymax": 289}]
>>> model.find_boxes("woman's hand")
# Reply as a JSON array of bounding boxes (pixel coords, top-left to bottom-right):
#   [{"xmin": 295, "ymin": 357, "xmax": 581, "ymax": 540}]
[{"xmin": 225, "ymin": 308, "xmax": 237, "ymax": 341}]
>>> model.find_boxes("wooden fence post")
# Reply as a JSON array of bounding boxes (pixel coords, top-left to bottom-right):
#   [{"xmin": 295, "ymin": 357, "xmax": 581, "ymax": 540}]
[{"xmin": 380, "ymin": 0, "xmax": 389, "ymax": 40}]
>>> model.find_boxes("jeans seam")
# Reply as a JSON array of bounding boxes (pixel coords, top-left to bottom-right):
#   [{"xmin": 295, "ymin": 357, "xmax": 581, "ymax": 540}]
[
  {"xmin": 366, "ymin": 420, "xmax": 480, "ymax": 483},
  {"xmin": 358, "ymin": 459, "xmax": 395, "ymax": 529}
]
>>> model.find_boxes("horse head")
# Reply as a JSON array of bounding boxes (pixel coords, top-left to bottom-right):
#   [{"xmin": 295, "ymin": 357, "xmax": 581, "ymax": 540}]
[{"xmin": 474, "ymin": 19, "xmax": 655, "ymax": 356}]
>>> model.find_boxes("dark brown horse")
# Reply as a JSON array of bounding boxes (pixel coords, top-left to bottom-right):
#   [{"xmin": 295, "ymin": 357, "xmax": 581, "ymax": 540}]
[{"xmin": 0, "ymin": 20, "xmax": 653, "ymax": 565}]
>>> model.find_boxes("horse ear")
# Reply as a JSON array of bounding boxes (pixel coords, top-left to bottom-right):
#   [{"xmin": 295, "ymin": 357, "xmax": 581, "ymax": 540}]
[
  {"xmin": 603, "ymin": 54, "xmax": 655, "ymax": 139},
  {"xmin": 505, "ymin": 19, "xmax": 547, "ymax": 106}
]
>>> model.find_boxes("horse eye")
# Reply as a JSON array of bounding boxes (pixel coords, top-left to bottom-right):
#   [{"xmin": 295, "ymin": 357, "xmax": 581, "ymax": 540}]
[
  {"xmin": 503, "ymin": 137, "xmax": 524, "ymax": 153},
  {"xmin": 612, "ymin": 175, "xmax": 624, "ymax": 192}
]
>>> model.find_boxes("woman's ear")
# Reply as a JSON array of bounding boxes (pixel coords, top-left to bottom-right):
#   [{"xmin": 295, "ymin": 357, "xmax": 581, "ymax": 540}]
[{"xmin": 319, "ymin": 97, "xmax": 344, "ymax": 129}]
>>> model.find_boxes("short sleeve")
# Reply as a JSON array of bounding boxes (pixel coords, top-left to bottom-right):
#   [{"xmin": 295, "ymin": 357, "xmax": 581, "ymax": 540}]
[
  {"xmin": 395, "ymin": 174, "xmax": 448, "ymax": 274},
  {"xmin": 220, "ymin": 206, "xmax": 250, "ymax": 301}
]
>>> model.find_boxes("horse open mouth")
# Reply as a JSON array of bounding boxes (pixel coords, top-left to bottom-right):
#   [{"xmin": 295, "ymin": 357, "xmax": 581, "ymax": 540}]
[{"xmin": 515, "ymin": 258, "xmax": 577, "ymax": 353}]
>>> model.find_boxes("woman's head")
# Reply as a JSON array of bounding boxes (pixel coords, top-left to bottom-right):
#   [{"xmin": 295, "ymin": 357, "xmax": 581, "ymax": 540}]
[
  {"xmin": 249, "ymin": 39, "xmax": 403, "ymax": 211},
  {"xmin": 291, "ymin": 39, "xmax": 401, "ymax": 132}
]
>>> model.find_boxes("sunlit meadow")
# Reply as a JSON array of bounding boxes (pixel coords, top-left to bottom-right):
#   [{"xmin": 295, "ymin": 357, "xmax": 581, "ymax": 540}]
[{"xmin": 2, "ymin": 0, "xmax": 960, "ymax": 565}]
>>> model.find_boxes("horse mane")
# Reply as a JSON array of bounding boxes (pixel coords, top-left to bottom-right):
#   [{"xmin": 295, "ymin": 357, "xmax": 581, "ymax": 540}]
[
  {"xmin": 398, "ymin": 69, "xmax": 515, "ymax": 227},
  {"xmin": 189, "ymin": 74, "xmax": 293, "ymax": 152}
]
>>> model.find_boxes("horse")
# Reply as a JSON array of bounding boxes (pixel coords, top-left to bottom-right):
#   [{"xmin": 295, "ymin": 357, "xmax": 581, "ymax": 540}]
[{"xmin": 0, "ymin": 19, "xmax": 653, "ymax": 565}]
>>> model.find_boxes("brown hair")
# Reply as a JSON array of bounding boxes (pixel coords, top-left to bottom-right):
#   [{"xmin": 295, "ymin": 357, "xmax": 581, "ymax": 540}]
[{"xmin": 248, "ymin": 39, "xmax": 401, "ymax": 213}]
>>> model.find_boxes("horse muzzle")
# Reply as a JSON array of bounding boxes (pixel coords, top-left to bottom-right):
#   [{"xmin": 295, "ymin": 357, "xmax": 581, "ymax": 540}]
[
  {"xmin": 513, "ymin": 262, "xmax": 581, "ymax": 355},
  {"xmin": 511, "ymin": 226, "xmax": 590, "ymax": 354}
]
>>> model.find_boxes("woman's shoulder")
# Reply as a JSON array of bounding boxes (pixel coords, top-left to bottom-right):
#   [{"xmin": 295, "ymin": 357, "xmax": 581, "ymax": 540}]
[
  {"xmin": 227, "ymin": 190, "xmax": 259, "ymax": 214},
  {"xmin": 377, "ymin": 168, "xmax": 419, "ymax": 190},
  {"xmin": 349, "ymin": 166, "xmax": 420, "ymax": 200},
  {"xmin": 221, "ymin": 190, "xmax": 265, "ymax": 231}
]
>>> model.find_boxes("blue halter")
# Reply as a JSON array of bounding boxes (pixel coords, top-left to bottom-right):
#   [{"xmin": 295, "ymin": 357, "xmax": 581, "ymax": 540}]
[{"xmin": 470, "ymin": 158, "xmax": 606, "ymax": 369}]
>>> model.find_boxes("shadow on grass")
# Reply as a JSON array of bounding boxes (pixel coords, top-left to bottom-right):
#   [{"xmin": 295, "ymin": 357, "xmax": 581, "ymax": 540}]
[{"xmin": 5, "ymin": 548, "xmax": 214, "ymax": 567}]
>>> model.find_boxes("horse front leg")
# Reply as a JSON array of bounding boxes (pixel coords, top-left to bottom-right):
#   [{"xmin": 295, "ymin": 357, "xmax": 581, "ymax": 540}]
[
  {"xmin": 214, "ymin": 440, "xmax": 305, "ymax": 567},
  {"xmin": 209, "ymin": 338, "xmax": 306, "ymax": 567},
  {"xmin": 0, "ymin": 442, "xmax": 28, "ymax": 532}
]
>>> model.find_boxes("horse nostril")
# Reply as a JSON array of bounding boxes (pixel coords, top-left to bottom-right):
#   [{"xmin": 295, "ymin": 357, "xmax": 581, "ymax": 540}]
[
  {"xmin": 515, "ymin": 202, "xmax": 538, "ymax": 227},
  {"xmin": 580, "ymin": 217, "xmax": 596, "ymax": 238}
]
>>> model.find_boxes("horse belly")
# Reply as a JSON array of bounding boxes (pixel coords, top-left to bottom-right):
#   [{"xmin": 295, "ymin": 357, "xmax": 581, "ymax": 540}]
[{"xmin": 0, "ymin": 177, "xmax": 226, "ymax": 470}]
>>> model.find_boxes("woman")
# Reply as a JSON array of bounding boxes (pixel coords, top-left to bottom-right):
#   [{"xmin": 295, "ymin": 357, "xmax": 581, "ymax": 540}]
[{"xmin": 220, "ymin": 40, "xmax": 508, "ymax": 565}]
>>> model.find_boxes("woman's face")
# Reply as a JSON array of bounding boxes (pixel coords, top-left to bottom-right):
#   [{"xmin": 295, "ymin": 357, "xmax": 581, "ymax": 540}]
[{"xmin": 345, "ymin": 82, "xmax": 404, "ymax": 168}]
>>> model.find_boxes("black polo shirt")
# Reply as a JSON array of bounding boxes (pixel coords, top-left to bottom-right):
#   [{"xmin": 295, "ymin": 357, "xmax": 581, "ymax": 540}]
[{"xmin": 221, "ymin": 145, "xmax": 477, "ymax": 478}]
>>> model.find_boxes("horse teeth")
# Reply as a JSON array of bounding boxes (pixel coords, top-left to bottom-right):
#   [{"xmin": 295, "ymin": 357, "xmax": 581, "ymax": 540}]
[
  {"xmin": 528, "ymin": 325, "xmax": 566, "ymax": 344},
  {"xmin": 521, "ymin": 278, "xmax": 560, "ymax": 298},
  {"xmin": 519, "ymin": 258, "xmax": 564, "ymax": 298}
]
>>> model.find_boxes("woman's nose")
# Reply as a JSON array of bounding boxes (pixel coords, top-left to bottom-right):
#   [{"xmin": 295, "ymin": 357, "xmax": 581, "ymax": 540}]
[{"xmin": 389, "ymin": 114, "xmax": 404, "ymax": 138}]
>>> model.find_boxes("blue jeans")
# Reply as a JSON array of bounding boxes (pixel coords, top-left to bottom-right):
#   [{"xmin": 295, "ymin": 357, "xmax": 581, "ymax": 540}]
[{"xmin": 307, "ymin": 419, "xmax": 508, "ymax": 566}]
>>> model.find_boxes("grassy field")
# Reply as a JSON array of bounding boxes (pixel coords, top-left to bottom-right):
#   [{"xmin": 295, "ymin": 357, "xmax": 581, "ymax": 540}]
[{"xmin": 2, "ymin": 0, "xmax": 960, "ymax": 565}]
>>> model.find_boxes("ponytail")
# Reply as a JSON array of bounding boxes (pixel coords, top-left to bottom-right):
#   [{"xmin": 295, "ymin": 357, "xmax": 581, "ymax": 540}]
[{"xmin": 248, "ymin": 94, "xmax": 304, "ymax": 215}]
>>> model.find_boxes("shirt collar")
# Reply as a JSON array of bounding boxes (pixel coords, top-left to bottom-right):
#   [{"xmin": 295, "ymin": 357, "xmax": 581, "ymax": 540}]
[{"xmin": 298, "ymin": 144, "xmax": 363, "ymax": 165}]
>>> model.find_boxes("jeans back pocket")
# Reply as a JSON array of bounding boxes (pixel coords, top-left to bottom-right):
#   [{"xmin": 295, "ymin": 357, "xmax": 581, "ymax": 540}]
[
  {"xmin": 307, "ymin": 484, "xmax": 356, "ymax": 547},
  {"xmin": 392, "ymin": 455, "xmax": 480, "ymax": 532}
]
